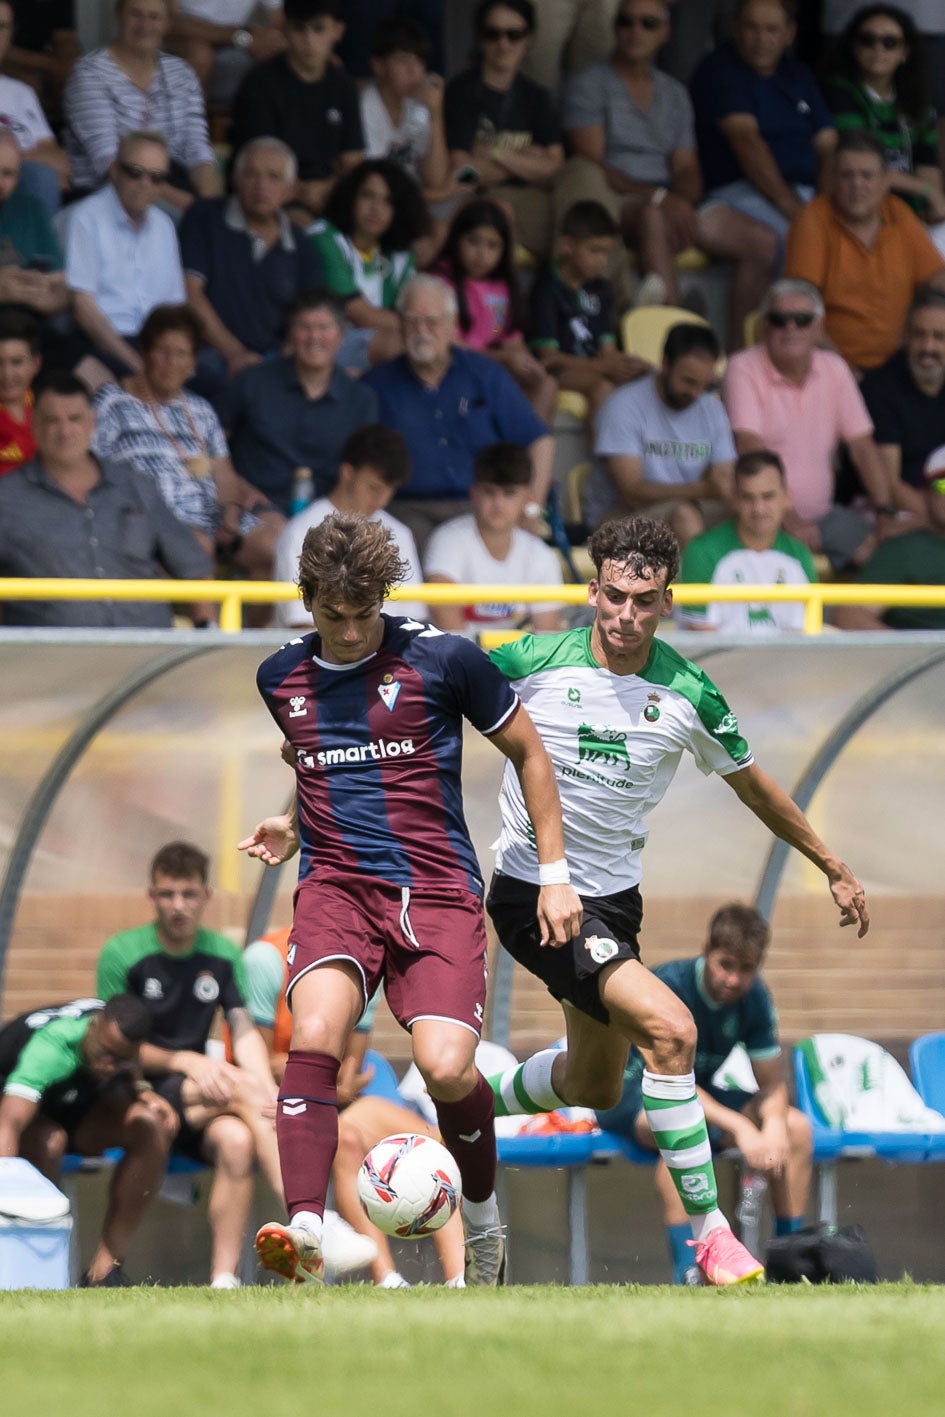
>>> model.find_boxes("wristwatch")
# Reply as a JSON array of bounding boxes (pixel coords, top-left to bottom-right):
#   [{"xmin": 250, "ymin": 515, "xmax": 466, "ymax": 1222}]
[{"xmin": 232, "ymin": 27, "xmax": 253, "ymax": 49}]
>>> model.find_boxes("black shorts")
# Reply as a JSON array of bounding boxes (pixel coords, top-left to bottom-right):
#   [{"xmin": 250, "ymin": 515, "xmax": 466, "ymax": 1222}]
[
  {"xmin": 38, "ymin": 1074, "xmax": 109, "ymax": 1148},
  {"xmin": 486, "ymin": 871, "xmax": 643, "ymax": 1026},
  {"xmin": 149, "ymin": 1073, "xmax": 209, "ymax": 1163}
]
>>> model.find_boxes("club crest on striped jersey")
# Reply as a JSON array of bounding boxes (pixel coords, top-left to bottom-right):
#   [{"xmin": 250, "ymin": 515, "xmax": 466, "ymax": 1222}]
[{"xmin": 378, "ymin": 675, "xmax": 401, "ymax": 711}]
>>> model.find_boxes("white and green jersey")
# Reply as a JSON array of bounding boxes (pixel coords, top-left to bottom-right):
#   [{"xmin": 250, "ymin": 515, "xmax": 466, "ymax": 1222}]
[
  {"xmin": 489, "ymin": 628, "xmax": 752, "ymax": 896},
  {"xmin": 307, "ymin": 220, "xmax": 415, "ymax": 310},
  {"xmin": 679, "ymin": 521, "xmax": 817, "ymax": 634}
]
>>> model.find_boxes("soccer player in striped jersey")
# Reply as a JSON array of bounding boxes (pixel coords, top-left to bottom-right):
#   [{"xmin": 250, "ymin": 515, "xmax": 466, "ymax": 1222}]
[
  {"xmin": 240, "ymin": 511, "xmax": 581, "ymax": 1287},
  {"xmin": 486, "ymin": 514, "xmax": 868, "ymax": 1286}
]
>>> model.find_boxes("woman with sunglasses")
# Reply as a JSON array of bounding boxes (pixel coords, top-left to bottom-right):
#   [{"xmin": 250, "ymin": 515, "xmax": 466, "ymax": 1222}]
[
  {"xmin": 823, "ymin": 4, "xmax": 945, "ymax": 252},
  {"xmin": 444, "ymin": 0, "xmax": 564, "ymax": 260},
  {"xmin": 64, "ymin": 0, "xmax": 222, "ymax": 211}
]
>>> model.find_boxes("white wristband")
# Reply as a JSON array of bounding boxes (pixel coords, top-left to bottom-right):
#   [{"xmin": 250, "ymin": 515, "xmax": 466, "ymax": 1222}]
[
  {"xmin": 650, "ymin": 186, "xmax": 668, "ymax": 207},
  {"xmin": 538, "ymin": 859, "xmax": 570, "ymax": 886}
]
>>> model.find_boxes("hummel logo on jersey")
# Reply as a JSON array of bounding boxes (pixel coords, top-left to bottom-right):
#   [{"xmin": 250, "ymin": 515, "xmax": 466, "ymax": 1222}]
[
  {"xmin": 281, "ymin": 1099, "xmax": 307, "ymax": 1116},
  {"xmin": 378, "ymin": 678, "xmax": 401, "ymax": 711},
  {"xmin": 297, "ymin": 738, "xmax": 415, "ymax": 768},
  {"xmin": 289, "ymin": 696, "xmax": 307, "ymax": 718},
  {"xmin": 713, "ymin": 711, "xmax": 739, "ymax": 737},
  {"xmin": 143, "ymin": 977, "xmax": 163, "ymax": 1000}
]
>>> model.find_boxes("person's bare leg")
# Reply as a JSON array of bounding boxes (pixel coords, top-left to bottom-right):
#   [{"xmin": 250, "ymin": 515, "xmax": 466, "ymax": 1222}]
[
  {"xmin": 202, "ymin": 1113, "xmax": 257, "ymax": 1282},
  {"xmin": 627, "ymin": 203, "xmax": 680, "ymax": 305},
  {"xmin": 19, "ymin": 1115, "xmax": 68, "ymax": 1181},
  {"xmin": 696, "ymin": 205, "xmax": 777, "ymax": 351}
]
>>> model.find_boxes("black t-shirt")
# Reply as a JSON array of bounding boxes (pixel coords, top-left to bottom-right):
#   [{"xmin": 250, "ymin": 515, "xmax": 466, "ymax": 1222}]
[
  {"xmin": 860, "ymin": 348, "xmax": 945, "ymax": 489},
  {"xmin": 230, "ymin": 55, "xmax": 364, "ymax": 182},
  {"xmin": 528, "ymin": 265, "xmax": 616, "ymax": 358},
  {"xmin": 444, "ymin": 67, "xmax": 559, "ymax": 180}
]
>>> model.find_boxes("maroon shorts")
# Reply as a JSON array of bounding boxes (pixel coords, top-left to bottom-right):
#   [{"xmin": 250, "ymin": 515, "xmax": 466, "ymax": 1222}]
[{"xmin": 288, "ymin": 870, "xmax": 488, "ymax": 1036}]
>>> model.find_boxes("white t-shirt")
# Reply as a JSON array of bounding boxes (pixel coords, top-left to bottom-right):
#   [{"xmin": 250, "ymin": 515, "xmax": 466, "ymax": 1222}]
[
  {"xmin": 587, "ymin": 374, "xmax": 736, "ymax": 528},
  {"xmin": 360, "ymin": 83, "xmax": 431, "ymax": 181},
  {"xmin": 273, "ymin": 497, "xmax": 426, "ymax": 627},
  {"xmin": 176, "ymin": 0, "xmax": 280, "ymax": 22},
  {"xmin": 423, "ymin": 514, "xmax": 564, "ymax": 634},
  {"xmin": 0, "ymin": 76, "xmax": 54, "ymax": 150}
]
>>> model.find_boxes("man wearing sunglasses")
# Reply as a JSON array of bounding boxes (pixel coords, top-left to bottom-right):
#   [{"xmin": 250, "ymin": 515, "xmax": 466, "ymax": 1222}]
[
  {"xmin": 64, "ymin": 129, "xmax": 186, "ymax": 379},
  {"xmin": 834, "ymin": 444, "xmax": 945, "ymax": 631},
  {"xmin": 722, "ymin": 276, "xmax": 892, "ymax": 571}
]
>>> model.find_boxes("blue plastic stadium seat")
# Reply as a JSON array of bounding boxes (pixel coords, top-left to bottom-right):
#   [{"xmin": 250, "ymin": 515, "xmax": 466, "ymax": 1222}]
[{"xmin": 909, "ymin": 1032, "xmax": 945, "ymax": 1114}]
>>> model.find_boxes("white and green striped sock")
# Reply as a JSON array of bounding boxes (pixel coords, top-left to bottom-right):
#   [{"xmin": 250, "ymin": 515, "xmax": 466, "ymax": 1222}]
[
  {"xmin": 489, "ymin": 1050, "xmax": 567, "ymax": 1117},
  {"xmin": 642, "ymin": 1070, "xmax": 726, "ymax": 1240}
]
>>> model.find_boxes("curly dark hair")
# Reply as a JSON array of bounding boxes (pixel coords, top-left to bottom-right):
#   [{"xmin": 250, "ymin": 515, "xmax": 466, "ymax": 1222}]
[
  {"xmin": 439, "ymin": 198, "xmax": 525, "ymax": 337},
  {"xmin": 297, "ymin": 512, "xmax": 409, "ymax": 610},
  {"xmin": 825, "ymin": 5, "xmax": 927, "ymax": 125},
  {"xmin": 588, "ymin": 516, "xmax": 680, "ymax": 587},
  {"xmin": 323, "ymin": 158, "xmax": 431, "ymax": 252}
]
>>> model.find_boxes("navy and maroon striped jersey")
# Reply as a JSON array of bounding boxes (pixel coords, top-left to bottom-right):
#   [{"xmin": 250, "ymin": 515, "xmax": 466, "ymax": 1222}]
[{"xmin": 257, "ymin": 615, "xmax": 519, "ymax": 893}]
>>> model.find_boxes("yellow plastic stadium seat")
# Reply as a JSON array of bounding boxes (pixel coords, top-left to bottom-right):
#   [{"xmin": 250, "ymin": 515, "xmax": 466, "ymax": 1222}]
[
  {"xmin": 625, "ymin": 246, "xmax": 709, "ymax": 272},
  {"xmin": 565, "ymin": 462, "xmax": 591, "ymax": 525},
  {"xmin": 744, "ymin": 309, "xmax": 762, "ymax": 346},
  {"xmin": 514, "ymin": 244, "xmax": 537, "ymax": 270},
  {"xmin": 620, "ymin": 304, "xmax": 709, "ymax": 367},
  {"xmin": 556, "ymin": 389, "xmax": 590, "ymax": 422}
]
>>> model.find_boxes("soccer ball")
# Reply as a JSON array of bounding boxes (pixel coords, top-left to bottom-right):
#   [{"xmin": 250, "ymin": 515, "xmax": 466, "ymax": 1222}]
[{"xmin": 356, "ymin": 1133, "xmax": 462, "ymax": 1239}]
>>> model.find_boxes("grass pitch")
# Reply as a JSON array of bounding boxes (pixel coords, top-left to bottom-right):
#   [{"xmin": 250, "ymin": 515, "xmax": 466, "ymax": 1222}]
[{"xmin": 3, "ymin": 1284, "xmax": 945, "ymax": 1417}]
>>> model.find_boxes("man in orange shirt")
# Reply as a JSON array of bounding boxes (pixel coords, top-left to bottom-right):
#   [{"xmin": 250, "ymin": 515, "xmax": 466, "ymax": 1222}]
[
  {"xmin": 784, "ymin": 131, "xmax": 945, "ymax": 373},
  {"xmin": 0, "ymin": 309, "xmax": 40, "ymax": 473}
]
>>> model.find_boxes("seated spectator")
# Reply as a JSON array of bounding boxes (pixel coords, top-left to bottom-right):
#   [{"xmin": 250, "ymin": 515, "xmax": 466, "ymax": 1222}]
[
  {"xmin": 362, "ymin": 274, "xmax": 553, "ymax": 549},
  {"xmin": 97, "ymin": 841, "xmax": 286, "ymax": 1289},
  {"xmin": 722, "ymin": 278, "xmax": 894, "ymax": 569},
  {"xmin": 678, "ymin": 448, "xmax": 818, "ymax": 633},
  {"xmin": 0, "ymin": 372, "xmax": 213, "ymax": 629},
  {"xmin": 91, "ymin": 304, "xmax": 284, "ymax": 580},
  {"xmin": 219, "ymin": 287, "xmax": 379, "ymax": 517},
  {"xmin": 0, "ymin": 307, "xmax": 39, "ymax": 472},
  {"xmin": 444, "ymin": 0, "xmax": 564, "ymax": 261},
  {"xmin": 690, "ymin": 0, "xmax": 836, "ymax": 266},
  {"xmin": 595, "ymin": 903, "xmax": 813, "ymax": 1285},
  {"xmin": 529, "ymin": 199, "xmax": 649, "ymax": 414},
  {"xmin": 308, "ymin": 157, "xmax": 429, "ymax": 372},
  {"xmin": 585, "ymin": 321, "xmax": 735, "ymax": 545},
  {"xmin": 165, "ymin": 0, "xmax": 286, "ymax": 101},
  {"xmin": 822, "ymin": 5, "xmax": 945, "ymax": 257},
  {"xmin": 229, "ymin": 0, "xmax": 363, "ymax": 222},
  {"xmin": 0, "ymin": 129, "xmax": 68, "ymax": 320},
  {"xmin": 423, "ymin": 440, "xmax": 565, "ymax": 635},
  {"xmin": 63, "ymin": 0, "xmax": 222, "ymax": 212},
  {"xmin": 0, "ymin": 0, "xmax": 71, "ymax": 211},
  {"xmin": 274, "ymin": 422, "xmax": 424, "ymax": 627},
  {"xmin": 560, "ymin": 0, "xmax": 777, "ymax": 343},
  {"xmin": 0, "ymin": 994, "xmax": 178, "ymax": 1288},
  {"xmin": 519, "ymin": 0, "xmax": 619, "ymax": 91},
  {"xmin": 784, "ymin": 131, "xmax": 945, "ymax": 373},
  {"xmin": 833, "ymin": 445, "xmax": 945, "ymax": 631},
  {"xmin": 438, "ymin": 197, "xmax": 557, "ymax": 421},
  {"xmin": 64, "ymin": 131, "xmax": 186, "ymax": 380},
  {"xmin": 860, "ymin": 290, "xmax": 945, "ymax": 522},
  {"xmin": 180, "ymin": 136, "xmax": 322, "ymax": 397},
  {"xmin": 360, "ymin": 17, "xmax": 449, "ymax": 197}
]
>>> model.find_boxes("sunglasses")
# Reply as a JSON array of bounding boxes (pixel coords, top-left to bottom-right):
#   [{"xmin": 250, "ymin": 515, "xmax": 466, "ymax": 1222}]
[
  {"xmin": 928, "ymin": 476, "xmax": 945, "ymax": 495},
  {"xmin": 481, "ymin": 25, "xmax": 529, "ymax": 42},
  {"xmin": 767, "ymin": 310, "xmax": 816, "ymax": 329},
  {"xmin": 118, "ymin": 160, "xmax": 169, "ymax": 185},
  {"xmin": 854, "ymin": 30, "xmax": 903, "ymax": 50},
  {"xmin": 616, "ymin": 13, "xmax": 664, "ymax": 29}
]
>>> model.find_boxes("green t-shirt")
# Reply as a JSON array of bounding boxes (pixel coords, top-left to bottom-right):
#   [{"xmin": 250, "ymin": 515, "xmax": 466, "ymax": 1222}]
[
  {"xmin": 3, "ymin": 1015, "xmax": 94, "ymax": 1103},
  {"xmin": 679, "ymin": 520, "xmax": 817, "ymax": 633},
  {"xmin": 856, "ymin": 528, "xmax": 945, "ymax": 629},
  {"xmin": 307, "ymin": 220, "xmax": 415, "ymax": 309}
]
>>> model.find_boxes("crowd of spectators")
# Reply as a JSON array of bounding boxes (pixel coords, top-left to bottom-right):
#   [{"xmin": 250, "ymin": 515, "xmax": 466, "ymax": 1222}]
[{"xmin": 0, "ymin": 0, "xmax": 943, "ymax": 633}]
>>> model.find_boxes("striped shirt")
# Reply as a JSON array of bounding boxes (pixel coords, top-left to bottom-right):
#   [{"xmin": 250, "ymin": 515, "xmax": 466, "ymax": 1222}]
[
  {"xmin": 91, "ymin": 382, "xmax": 229, "ymax": 534},
  {"xmin": 64, "ymin": 48, "xmax": 215, "ymax": 190}
]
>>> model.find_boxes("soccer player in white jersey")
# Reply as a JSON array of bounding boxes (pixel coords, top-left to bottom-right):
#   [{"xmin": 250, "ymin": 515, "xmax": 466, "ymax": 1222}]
[{"xmin": 486, "ymin": 514, "xmax": 869, "ymax": 1286}]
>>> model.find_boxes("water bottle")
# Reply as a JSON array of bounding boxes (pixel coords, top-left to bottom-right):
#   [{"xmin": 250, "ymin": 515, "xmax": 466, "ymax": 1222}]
[
  {"xmin": 290, "ymin": 466, "xmax": 314, "ymax": 517},
  {"xmin": 736, "ymin": 1168, "xmax": 768, "ymax": 1247}
]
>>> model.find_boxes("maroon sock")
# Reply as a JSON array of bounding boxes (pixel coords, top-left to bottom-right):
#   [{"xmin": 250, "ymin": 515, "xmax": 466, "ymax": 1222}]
[
  {"xmin": 277, "ymin": 1051, "xmax": 340, "ymax": 1219},
  {"xmin": 433, "ymin": 1071, "xmax": 497, "ymax": 1204}
]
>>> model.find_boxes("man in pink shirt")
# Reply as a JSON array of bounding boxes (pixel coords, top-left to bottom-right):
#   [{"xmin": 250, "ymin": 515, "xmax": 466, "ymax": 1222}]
[{"xmin": 721, "ymin": 278, "xmax": 893, "ymax": 568}]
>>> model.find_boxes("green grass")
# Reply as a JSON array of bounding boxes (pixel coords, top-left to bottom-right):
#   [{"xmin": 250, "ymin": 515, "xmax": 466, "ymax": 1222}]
[{"xmin": 3, "ymin": 1284, "xmax": 945, "ymax": 1417}]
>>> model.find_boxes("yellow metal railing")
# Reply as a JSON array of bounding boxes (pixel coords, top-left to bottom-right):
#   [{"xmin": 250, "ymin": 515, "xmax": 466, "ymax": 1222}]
[{"xmin": 1, "ymin": 578, "xmax": 945, "ymax": 634}]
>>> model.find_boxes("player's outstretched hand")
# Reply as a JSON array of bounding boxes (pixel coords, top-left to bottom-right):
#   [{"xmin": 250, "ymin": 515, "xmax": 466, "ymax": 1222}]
[
  {"xmin": 537, "ymin": 883, "xmax": 583, "ymax": 948},
  {"xmin": 831, "ymin": 863, "xmax": 869, "ymax": 937},
  {"xmin": 237, "ymin": 814, "xmax": 299, "ymax": 866}
]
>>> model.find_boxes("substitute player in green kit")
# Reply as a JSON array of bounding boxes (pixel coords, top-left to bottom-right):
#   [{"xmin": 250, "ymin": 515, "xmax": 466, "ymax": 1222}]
[{"xmin": 486, "ymin": 515, "xmax": 868, "ymax": 1286}]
